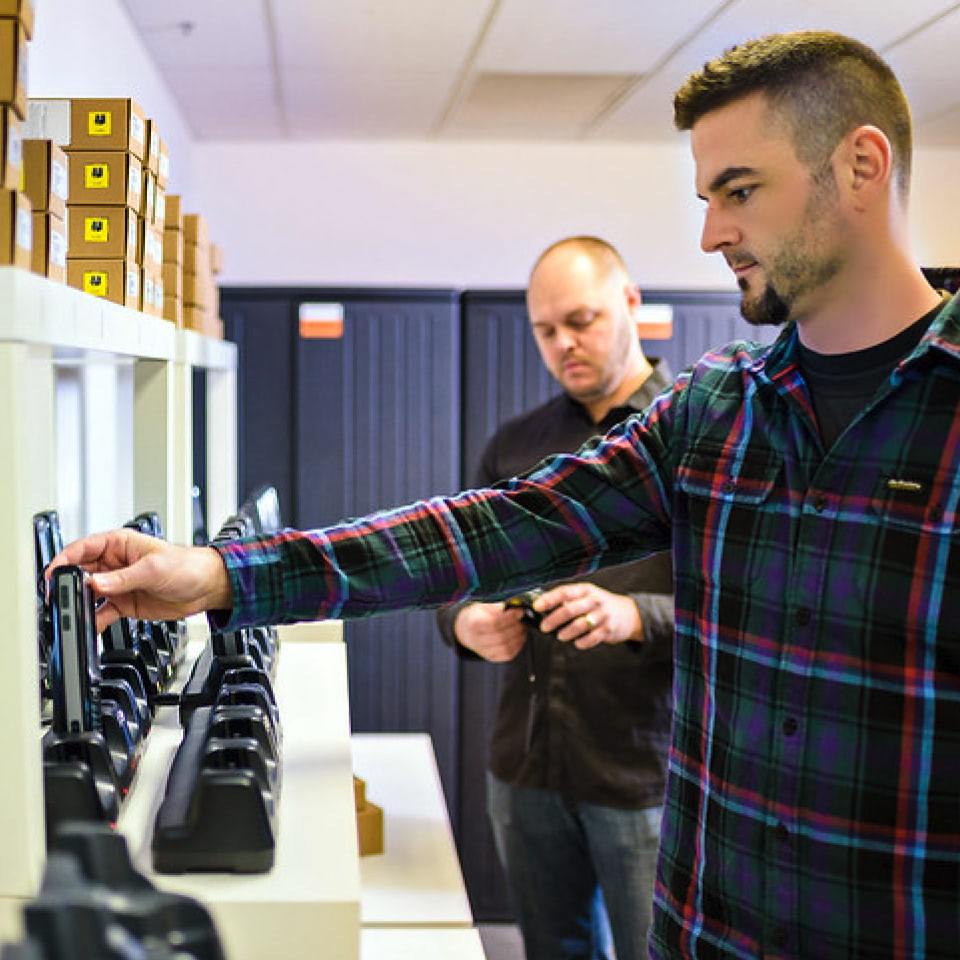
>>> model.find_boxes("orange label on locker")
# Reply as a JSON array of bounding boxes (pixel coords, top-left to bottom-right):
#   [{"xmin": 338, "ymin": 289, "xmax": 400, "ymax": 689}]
[{"xmin": 299, "ymin": 302, "xmax": 344, "ymax": 339}]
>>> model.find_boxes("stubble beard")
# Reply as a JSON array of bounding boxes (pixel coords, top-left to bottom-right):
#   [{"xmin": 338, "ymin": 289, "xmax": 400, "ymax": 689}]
[{"xmin": 738, "ymin": 177, "xmax": 846, "ymax": 328}]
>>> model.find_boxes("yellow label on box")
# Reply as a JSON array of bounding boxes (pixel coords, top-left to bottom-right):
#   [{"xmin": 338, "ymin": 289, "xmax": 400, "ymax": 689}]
[
  {"xmin": 89, "ymin": 110, "xmax": 112, "ymax": 136},
  {"xmin": 85, "ymin": 163, "xmax": 109, "ymax": 188},
  {"xmin": 84, "ymin": 217, "xmax": 109, "ymax": 242},
  {"xmin": 83, "ymin": 272, "xmax": 108, "ymax": 296}
]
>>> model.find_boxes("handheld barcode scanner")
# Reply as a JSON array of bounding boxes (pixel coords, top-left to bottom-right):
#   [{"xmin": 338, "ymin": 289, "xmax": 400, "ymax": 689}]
[{"xmin": 49, "ymin": 565, "xmax": 102, "ymax": 736}]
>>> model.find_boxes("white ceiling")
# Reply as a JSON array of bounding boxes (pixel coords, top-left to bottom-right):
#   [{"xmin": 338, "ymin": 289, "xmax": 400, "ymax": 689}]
[{"xmin": 121, "ymin": 0, "xmax": 960, "ymax": 147}]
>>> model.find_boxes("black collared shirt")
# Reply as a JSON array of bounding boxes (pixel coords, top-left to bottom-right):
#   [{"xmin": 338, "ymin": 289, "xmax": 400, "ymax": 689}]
[{"xmin": 437, "ymin": 360, "xmax": 675, "ymax": 809}]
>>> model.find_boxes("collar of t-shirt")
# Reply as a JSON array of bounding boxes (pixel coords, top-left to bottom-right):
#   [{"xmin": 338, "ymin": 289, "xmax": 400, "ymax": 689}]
[{"xmin": 797, "ymin": 295, "xmax": 947, "ymax": 448}]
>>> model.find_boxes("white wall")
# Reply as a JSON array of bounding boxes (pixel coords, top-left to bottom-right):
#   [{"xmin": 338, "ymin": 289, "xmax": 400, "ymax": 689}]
[
  {"xmin": 192, "ymin": 138, "xmax": 960, "ymax": 290},
  {"xmin": 28, "ymin": 0, "xmax": 197, "ymax": 205},
  {"xmin": 25, "ymin": 0, "xmax": 960, "ymax": 291}
]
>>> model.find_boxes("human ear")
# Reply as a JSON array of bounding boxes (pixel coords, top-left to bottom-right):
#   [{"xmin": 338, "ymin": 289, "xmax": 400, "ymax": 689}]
[{"xmin": 837, "ymin": 125, "xmax": 892, "ymax": 209}]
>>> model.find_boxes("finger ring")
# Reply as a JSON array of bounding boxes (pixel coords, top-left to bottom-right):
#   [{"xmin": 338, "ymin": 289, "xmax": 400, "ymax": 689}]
[{"xmin": 584, "ymin": 613, "xmax": 597, "ymax": 629}]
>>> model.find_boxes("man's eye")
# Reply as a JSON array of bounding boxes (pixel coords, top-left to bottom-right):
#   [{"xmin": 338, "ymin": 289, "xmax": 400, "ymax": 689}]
[{"xmin": 729, "ymin": 185, "xmax": 755, "ymax": 203}]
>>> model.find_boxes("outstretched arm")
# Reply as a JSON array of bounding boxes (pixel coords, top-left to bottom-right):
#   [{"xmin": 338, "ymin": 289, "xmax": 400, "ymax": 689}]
[{"xmin": 47, "ymin": 529, "xmax": 233, "ymax": 634}]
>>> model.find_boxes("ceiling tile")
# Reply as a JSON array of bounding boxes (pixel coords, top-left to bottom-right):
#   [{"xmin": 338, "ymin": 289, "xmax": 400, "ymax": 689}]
[
  {"xmin": 282, "ymin": 68, "xmax": 456, "ymax": 137},
  {"xmin": 163, "ymin": 68, "xmax": 285, "ymax": 139},
  {"xmin": 445, "ymin": 72, "xmax": 631, "ymax": 138},
  {"xmin": 591, "ymin": 0, "xmax": 960, "ymax": 140},
  {"xmin": 477, "ymin": 0, "xmax": 716, "ymax": 74},
  {"xmin": 271, "ymin": 0, "xmax": 492, "ymax": 71},
  {"xmin": 122, "ymin": 0, "xmax": 272, "ymax": 67}
]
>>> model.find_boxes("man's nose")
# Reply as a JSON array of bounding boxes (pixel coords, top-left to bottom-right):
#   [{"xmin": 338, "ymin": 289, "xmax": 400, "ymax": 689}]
[{"xmin": 701, "ymin": 205, "xmax": 741, "ymax": 253}]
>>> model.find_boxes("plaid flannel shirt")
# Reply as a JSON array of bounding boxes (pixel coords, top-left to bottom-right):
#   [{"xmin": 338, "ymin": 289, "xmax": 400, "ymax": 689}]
[{"xmin": 213, "ymin": 291, "xmax": 960, "ymax": 959}]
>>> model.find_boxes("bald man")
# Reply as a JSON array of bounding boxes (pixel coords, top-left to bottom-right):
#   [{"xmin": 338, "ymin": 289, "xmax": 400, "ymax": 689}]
[{"xmin": 437, "ymin": 237, "xmax": 674, "ymax": 960}]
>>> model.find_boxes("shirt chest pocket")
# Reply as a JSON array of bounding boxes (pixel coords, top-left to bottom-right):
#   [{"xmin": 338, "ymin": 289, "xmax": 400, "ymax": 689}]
[{"xmin": 676, "ymin": 446, "xmax": 783, "ymax": 587}]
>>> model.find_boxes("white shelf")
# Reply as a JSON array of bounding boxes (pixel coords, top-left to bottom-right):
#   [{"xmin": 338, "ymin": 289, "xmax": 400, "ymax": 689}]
[
  {"xmin": 361, "ymin": 927, "xmax": 486, "ymax": 960},
  {"xmin": 0, "ymin": 264, "xmax": 239, "ymax": 943},
  {"xmin": 351, "ymin": 733, "xmax": 473, "ymax": 929},
  {"xmin": 119, "ymin": 637, "xmax": 361, "ymax": 960}
]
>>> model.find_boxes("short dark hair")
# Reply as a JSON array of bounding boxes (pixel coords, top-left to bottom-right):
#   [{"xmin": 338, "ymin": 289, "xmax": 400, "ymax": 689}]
[
  {"xmin": 530, "ymin": 235, "xmax": 629, "ymax": 283},
  {"xmin": 673, "ymin": 31, "xmax": 913, "ymax": 199}
]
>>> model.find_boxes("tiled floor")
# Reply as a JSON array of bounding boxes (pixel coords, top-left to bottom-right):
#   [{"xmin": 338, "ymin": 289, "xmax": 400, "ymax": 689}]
[{"xmin": 478, "ymin": 923, "xmax": 525, "ymax": 960}]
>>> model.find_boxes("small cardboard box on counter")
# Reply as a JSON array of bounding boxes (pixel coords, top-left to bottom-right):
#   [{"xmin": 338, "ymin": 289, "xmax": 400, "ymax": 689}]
[
  {"xmin": 140, "ymin": 266, "xmax": 163, "ymax": 318},
  {"xmin": 1, "ymin": 104, "xmax": 21, "ymax": 190},
  {"xmin": 68, "ymin": 205, "xmax": 139, "ymax": 261},
  {"xmin": 139, "ymin": 220, "xmax": 163, "ymax": 272},
  {"xmin": 31, "ymin": 211, "xmax": 66, "ymax": 282},
  {"xmin": 67, "ymin": 149, "xmax": 141, "ymax": 208},
  {"xmin": 164, "ymin": 193, "xmax": 182, "ymax": 231},
  {"xmin": 0, "ymin": 186, "xmax": 31, "ymax": 267},
  {"xmin": 161, "ymin": 260, "xmax": 181, "ymax": 300},
  {"xmin": 22, "ymin": 139, "xmax": 68, "ymax": 218},
  {"xmin": 67, "ymin": 257, "xmax": 139, "ymax": 307},
  {"xmin": 68, "ymin": 98, "xmax": 146, "ymax": 159},
  {"xmin": 0, "ymin": 18, "xmax": 28, "ymax": 121},
  {"xmin": 0, "ymin": 0, "xmax": 35, "ymax": 38}
]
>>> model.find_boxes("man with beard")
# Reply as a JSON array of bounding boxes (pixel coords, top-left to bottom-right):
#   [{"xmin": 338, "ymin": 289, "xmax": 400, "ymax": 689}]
[
  {"xmin": 437, "ymin": 236, "xmax": 674, "ymax": 960},
  {"xmin": 52, "ymin": 31, "xmax": 960, "ymax": 959}
]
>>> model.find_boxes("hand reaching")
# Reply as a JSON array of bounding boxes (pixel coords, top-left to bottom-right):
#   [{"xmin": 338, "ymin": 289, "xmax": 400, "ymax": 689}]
[{"xmin": 47, "ymin": 528, "xmax": 233, "ymax": 634}]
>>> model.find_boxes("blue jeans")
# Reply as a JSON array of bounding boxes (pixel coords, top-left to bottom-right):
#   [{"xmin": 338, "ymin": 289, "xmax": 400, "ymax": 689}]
[{"xmin": 487, "ymin": 773, "xmax": 662, "ymax": 960}]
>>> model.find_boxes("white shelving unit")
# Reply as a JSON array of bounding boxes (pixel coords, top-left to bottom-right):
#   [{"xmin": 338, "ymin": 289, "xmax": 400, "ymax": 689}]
[{"xmin": 0, "ymin": 266, "xmax": 238, "ymax": 941}]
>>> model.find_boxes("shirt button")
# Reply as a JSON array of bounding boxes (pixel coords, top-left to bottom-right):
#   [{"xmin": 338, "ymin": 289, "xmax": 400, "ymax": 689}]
[
  {"xmin": 774, "ymin": 823, "xmax": 789, "ymax": 843},
  {"xmin": 782, "ymin": 717, "xmax": 798, "ymax": 736},
  {"xmin": 795, "ymin": 607, "xmax": 811, "ymax": 626},
  {"xmin": 930, "ymin": 504, "xmax": 944, "ymax": 522},
  {"xmin": 813, "ymin": 493, "xmax": 827, "ymax": 512},
  {"xmin": 721, "ymin": 479, "xmax": 735, "ymax": 494}
]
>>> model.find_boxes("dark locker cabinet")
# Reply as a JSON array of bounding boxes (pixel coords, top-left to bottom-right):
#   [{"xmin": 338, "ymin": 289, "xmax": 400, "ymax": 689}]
[{"xmin": 220, "ymin": 287, "xmax": 463, "ymax": 821}]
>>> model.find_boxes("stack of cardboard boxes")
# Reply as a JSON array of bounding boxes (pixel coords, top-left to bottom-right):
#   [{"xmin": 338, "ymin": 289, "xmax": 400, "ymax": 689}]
[
  {"xmin": 162, "ymin": 193, "xmax": 183, "ymax": 326},
  {"xmin": 0, "ymin": 0, "xmax": 32, "ymax": 271},
  {"xmin": 63, "ymin": 98, "xmax": 146, "ymax": 309},
  {"xmin": 183, "ymin": 212, "xmax": 221, "ymax": 336},
  {"xmin": 22, "ymin": 138, "xmax": 68, "ymax": 282}
]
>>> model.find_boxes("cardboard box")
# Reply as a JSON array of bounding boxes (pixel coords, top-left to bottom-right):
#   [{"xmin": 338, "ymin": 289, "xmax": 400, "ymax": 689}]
[
  {"xmin": 67, "ymin": 205, "xmax": 139, "ymax": 261},
  {"xmin": 139, "ymin": 220, "xmax": 163, "ymax": 271},
  {"xmin": 183, "ymin": 240, "xmax": 210, "ymax": 276},
  {"xmin": 153, "ymin": 186, "xmax": 165, "ymax": 230},
  {"xmin": 162, "ymin": 293, "xmax": 182, "ymax": 327},
  {"xmin": 209, "ymin": 242, "xmax": 224, "ymax": 276},
  {"xmin": 0, "ymin": 19, "xmax": 28, "ymax": 121},
  {"xmin": 0, "ymin": 186, "xmax": 30, "ymax": 267},
  {"xmin": 162, "ymin": 225, "xmax": 183, "ymax": 267},
  {"xmin": 22, "ymin": 139, "xmax": 68, "ymax": 217},
  {"xmin": 141, "ymin": 168, "xmax": 155, "ymax": 221},
  {"xmin": 30, "ymin": 211, "xmax": 66, "ymax": 282},
  {"xmin": 0, "ymin": 0, "xmax": 34, "ymax": 39},
  {"xmin": 183, "ymin": 212, "xmax": 208, "ymax": 248},
  {"xmin": 144, "ymin": 118, "xmax": 160, "ymax": 177},
  {"xmin": 24, "ymin": 98, "xmax": 70, "ymax": 146},
  {"xmin": 161, "ymin": 260, "xmax": 180, "ymax": 300},
  {"xmin": 1, "ymin": 104, "xmax": 20, "ymax": 190},
  {"xmin": 140, "ymin": 265, "xmax": 162, "ymax": 317},
  {"xmin": 182, "ymin": 268, "xmax": 214, "ymax": 309},
  {"xmin": 356, "ymin": 801, "xmax": 384, "ymax": 857},
  {"xmin": 182, "ymin": 303, "xmax": 207, "ymax": 333},
  {"xmin": 157, "ymin": 137, "xmax": 169, "ymax": 190},
  {"xmin": 164, "ymin": 193, "xmax": 182, "ymax": 231},
  {"xmin": 69, "ymin": 99, "xmax": 146, "ymax": 159},
  {"xmin": 67, "ymin": 150, "xmax": 141, "ymax": 208},
  {"xmin": 67, "ymin": 257, "xmax": 139, "ymax": 307}
]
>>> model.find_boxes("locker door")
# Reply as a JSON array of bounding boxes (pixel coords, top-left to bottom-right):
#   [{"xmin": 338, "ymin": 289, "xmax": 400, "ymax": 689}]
[{"xmin": 295, "ymin": 291, "xmax": 463, "ymax": 820}]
